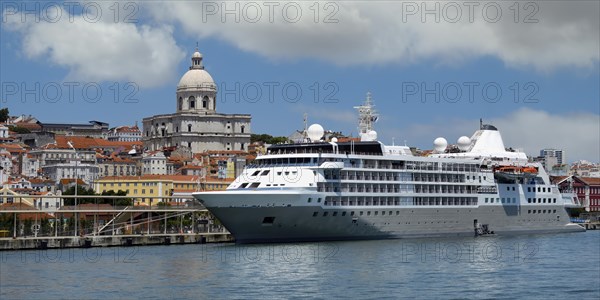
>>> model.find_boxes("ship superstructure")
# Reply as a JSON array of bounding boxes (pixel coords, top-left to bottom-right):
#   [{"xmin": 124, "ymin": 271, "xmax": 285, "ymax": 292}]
[{"xmin": 193, "ymin": 94, "xmax": 584, "ymax": 243}]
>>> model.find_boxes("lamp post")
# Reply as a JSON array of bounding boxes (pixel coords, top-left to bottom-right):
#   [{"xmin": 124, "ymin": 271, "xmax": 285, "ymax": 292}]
[{"xmin": 67, "ymin": 141, "xmax": 78, "ymax": 237}]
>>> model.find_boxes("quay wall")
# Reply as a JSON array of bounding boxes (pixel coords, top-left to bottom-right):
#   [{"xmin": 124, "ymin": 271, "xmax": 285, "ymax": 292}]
[{"xmin": 0, "ymin": 233, "xmax": 233, "ymax": 250}]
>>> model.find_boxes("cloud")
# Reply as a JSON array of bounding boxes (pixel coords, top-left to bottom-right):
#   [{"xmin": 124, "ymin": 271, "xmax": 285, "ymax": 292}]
[
  {"xmin": 147, "ymin": 1, "xmax": 599, "ymax": 71},
  {"xmin": 3, "ymin": 3, "xmax": 186, "ymax": 88},
  {"xmin": 391, "ymin": 108, "xmax": 600, "ymax": 163}
]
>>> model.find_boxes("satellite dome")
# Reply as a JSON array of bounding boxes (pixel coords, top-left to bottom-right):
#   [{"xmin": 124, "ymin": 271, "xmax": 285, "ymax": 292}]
[
  {"xmin": 331, "ymin": 137, "xmax": 338, "ymax": 143},
  {"xmin": 360, "ymin": 130, "xmax": 378, "ymax": 142},
  {"xmin": 307, "ymin": 124, "xmax": 324, "ymax": 142},
  {"xmin": 457, "ymin": 136, "xmax": 471, "ymax": 151},
  {"xmin": 433, "ymin": 137, "xmax": 448, "ymax": 153}
]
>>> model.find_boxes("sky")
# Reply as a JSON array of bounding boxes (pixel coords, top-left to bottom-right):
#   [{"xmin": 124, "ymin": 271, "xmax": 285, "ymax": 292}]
[{"xmin": 1, "ymin": 1, "xmax": 598, "ymax": 163}]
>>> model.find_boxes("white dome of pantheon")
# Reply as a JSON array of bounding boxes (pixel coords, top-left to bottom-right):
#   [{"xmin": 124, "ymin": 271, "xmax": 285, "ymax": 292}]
[{"xmin": 176, "ymin": 49, "xmax": 216, "ymax": 93}]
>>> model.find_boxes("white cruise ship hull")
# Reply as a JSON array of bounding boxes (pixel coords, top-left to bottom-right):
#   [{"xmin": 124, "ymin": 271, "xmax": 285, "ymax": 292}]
[{"xmin": 193, "ymin": 190, "xmax": 585, "ymax": 243}]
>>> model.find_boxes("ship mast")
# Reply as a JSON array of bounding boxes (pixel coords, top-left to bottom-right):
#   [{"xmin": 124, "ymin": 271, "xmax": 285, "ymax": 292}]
[{"xmin": 354, "ymin": 92, "xmax": 379, "ymax": 138}]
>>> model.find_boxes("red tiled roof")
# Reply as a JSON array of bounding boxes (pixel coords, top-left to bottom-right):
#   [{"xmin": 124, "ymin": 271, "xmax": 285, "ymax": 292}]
[
  {"xmin": 59, "ymin": 178, "xmax": 87, "ymax": 185},
  {"xmin": 54, "ymin": 135, "xmax": 142, "ymax": 151}
]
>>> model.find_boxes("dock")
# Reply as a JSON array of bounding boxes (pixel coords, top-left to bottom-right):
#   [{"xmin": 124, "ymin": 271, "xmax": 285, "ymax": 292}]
[{"xmin": 0, "ymin": 233, "xmax": 233, "ymax": 250}]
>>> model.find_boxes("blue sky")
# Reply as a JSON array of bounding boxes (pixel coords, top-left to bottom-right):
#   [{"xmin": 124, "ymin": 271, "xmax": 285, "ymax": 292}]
[{"xmin": 1, "ymin": 1, "xmax": 599, "ymax": 162}]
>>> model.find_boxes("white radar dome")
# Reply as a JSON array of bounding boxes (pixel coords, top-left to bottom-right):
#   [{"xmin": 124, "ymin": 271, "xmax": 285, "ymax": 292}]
[
  {"xmin": 331, "ymin": 137, "xmax": 338, "ymax": 143},
  {"xmin": 307, "ymin": 124, "xmax": 324, "ymax": 142},
  {"xmin": 457, "ymin": 136, "xmax": 471, "ymax": 151},
  {"xmin": 360, "ymin": 130, "xmax": 378, "ymax": 142},
  {"xmin": 433, "ymin": 137, "xmax": 448, "ymax": 153}
]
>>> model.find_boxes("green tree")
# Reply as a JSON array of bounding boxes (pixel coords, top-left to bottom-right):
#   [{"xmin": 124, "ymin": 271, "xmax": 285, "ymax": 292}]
[
  {"xmin": 0, "ymin": 108, "xmax": 8, "ymax": 122},
  {"xmin": 251, "ymin": 133, "xmax": 289, "ymax": 144},
  {"xmin": 7, "ymin": 125, "xmax": 30, "ymax": 134},
  {"xmin": 62, "ymin": 186, "xmax": 96, "ymax": 206}
]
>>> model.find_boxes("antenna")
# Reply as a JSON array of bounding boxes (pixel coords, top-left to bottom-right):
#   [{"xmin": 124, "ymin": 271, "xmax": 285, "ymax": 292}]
[
  {"xmin": 303, "ymin": 113, "xmax": 308, "ymax": 140},
  {"xmin": 480, "ymin": 118, "xmax": 483, "ymax": 130}
]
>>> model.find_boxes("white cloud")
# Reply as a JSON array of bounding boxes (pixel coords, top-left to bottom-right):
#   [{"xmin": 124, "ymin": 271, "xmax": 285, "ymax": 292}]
[
  {"xmin": 147, "ymin": 1, "xmax": 599, "ymax": 71},
  {"xmin": 3, "ymin": 4, "xmax": 185, "ymax": 88},
  {"xmin": 389, "ymin": 108, "xmax": 600, "ymax": 163}
]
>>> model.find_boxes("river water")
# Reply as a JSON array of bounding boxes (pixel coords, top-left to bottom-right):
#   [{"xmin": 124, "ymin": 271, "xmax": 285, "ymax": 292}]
[{"xmin": 1, "ymin": 231, "xmax": 598, "ymax": 299}]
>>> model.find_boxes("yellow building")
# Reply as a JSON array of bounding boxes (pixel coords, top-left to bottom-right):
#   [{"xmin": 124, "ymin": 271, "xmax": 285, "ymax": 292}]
[{"xmin": 94, "ymin": 175, "xmax": 233, "ymax": 205}]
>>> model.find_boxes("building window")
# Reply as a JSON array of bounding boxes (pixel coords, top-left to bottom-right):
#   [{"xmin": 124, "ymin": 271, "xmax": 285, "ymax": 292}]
[
  {"xmin": 241, "ymin": 125, "xmax": 245, "ymax": 133},
  {"xmin": 178, "ymin": 97, "xmax": 183, "ymax": 110},
  {"xmin": 189, "ymin": 96, "xmax": 195, "ymax": 108},
  {"xmin": 203, "ymin": 96, "xmax": 208, "ymax": 108},
  {"xmin": 188, "ymin": 124, "xmax": 192, "ymax": 132}
]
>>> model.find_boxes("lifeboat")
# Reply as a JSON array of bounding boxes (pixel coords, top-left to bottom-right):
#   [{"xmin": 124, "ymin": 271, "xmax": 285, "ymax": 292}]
[{"xmin": 493, "ymin": 165, "xmax": 538, "ymax": 183}]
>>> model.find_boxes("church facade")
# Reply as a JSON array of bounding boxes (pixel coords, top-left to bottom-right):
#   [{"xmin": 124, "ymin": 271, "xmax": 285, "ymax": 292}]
[{"xmin": 142, "ymin": 49, "xmax": 251, "ymax": 153}]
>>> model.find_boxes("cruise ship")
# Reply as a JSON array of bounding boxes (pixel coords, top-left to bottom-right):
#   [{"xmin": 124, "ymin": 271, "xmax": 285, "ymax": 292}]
[{"xmin": 192, "ymin": 94, "xmax": 585, "ymax": 243}]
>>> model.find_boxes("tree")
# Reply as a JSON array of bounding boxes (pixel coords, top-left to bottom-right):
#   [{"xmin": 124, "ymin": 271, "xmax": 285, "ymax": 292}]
[
  {"xmin": 0, "ymin": 108, "xmax": 8, "ymax": 122},
  {"xmin": 7, "ymin": 125, "xmax": 30, "ymax": 134},
  {"xmin": 251, "ymin": 133, "xmax": 289, "ymax": 144}
]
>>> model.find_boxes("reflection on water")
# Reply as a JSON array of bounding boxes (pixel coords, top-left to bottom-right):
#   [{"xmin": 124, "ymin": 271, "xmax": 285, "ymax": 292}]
[{"xmin": 1, "ymin": 231, "xmax": 598, "ymax": 299}]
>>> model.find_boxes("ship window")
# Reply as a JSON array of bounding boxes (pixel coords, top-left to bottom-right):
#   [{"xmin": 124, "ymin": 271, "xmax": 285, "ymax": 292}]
[
  {"xmin": 277, "ymin": 172, "xmax": 282, "ymax": 176},
  {"xmin": 333, "ymin": 212, "xmax": 338, "ymax": 216},
  {"xmin": 261, "ymin": 170, "xmax": 270, "ymax": 176},
  {"xmin": 323, "ymin": 212, "xmax": 328, "ymax": 217},
  {"xmin": 239, "ymin": 183, "xmax": 249, "ymax": 188},
  {"xmin": 351, "ymin": 212, "xmax": 355, "ymax": 216},
  {"xmin": 543, "ymin": 210, "xmax": 546, "ymax": 214},
  {"xmin": 249, "ymin": 182, "xmax": 260, "ymax": 188},
  {"xmin": 528, "ymin": 210, "xmax": 531, "ymax": 214},
  {"xmin": 396, "ymin": 211, "xmax": 400, "ymax": 215},
  {"xmin": 528, "ymin": 198, "xmax": 531, "ymax": 203},
  {"xmin": 512, "ymin": 187, "xmax": 515, "ymax": 191},
  {"xmin": 367, "ymin": 211, "xmax": 371, "ymax": 216},
  {"xmin": 308, "ymin": 198, "xmax": 312, "ymax": 203},
  {"xmin": 553, "ymin": 198, "xmax": 556, "ymax": 203},
  {"xmin": 360, "ymin": 211, "xmax": 363, "ymax": 216},
  {"xmin": 553, "ymin": 209, "xmax": 556, "ymax": 213},
  {"xmin": 485, "ymin": 198, "xmax": 488, "ymax": 203},
  {"xmin": 342, "ymin": 212, "xmax": 346, "ymax": 216},
  {"xmin": 318, "ymin": 198, "xmax": 322, "ymax": 203},
  {"xmin": 262, "ymin": 217, "xmax": 275, "ymax": 224},
  {"xmin": 528, "ymin": 187, "xmax": 531, "ymax": 192},
  {"xmin": 507, "ymin": 187, "xmax": 510, "ymax": 191},
  {"xmin": 252, "ymin": 170, "xmax": 261, "ymax": 176},
  {"xmin": 313, "ymin": 212, "xmax": 318, "ymax": 217}
]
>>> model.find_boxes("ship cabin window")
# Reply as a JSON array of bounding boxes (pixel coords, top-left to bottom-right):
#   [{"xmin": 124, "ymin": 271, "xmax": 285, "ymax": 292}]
[
  {"xmin": 323, "ymin": 212, "xmax": 328, "ymax": 217},
  {"xmin": 396, "ymin": 211, "xmax": 400, "ymax": 215},
  {"xmin": 367, "ymin": 211, "xmax": 371, "ymax": 216},
  {"xmin": 239, "ymin": 183, "xmax": 249, "ymax": 188},
  {"xmin": 308, "ymin": 198, "xmax": 312, "ymax": 203},
  {"xmin": 277, "ymin": 172, "xmax": 282, "ymax": 176},
  {"xmin": 512, "ymin": 187, "xmax": 516, "ymax": 191},
  {"xmin": 249, "ymin": 182, "xmax": 260, "ymax": 188},
  {"xmin": 553, "ymin": 198, "xmax": 556, "ymax": 203},
  {"xmin": 333, "ymin": 212, "xmax": 338, "ymax": 216},
  {"xmin": 537, "ymin": 187, "xmax": 541, "ymax": 192},
  {"xmin": 262, "ymin": 217, "xmax": 275, "ymax": 224},
  {"xmin": 252, "ymin": 170, "xmax": 261, "ymax": 176},
  {"xmin": 507, "ymin": 187, "xmax": 510, "ymax": 191},
  {"xmin": 318, "ymin": 198, "xmax": 322, "ymax": 203},
  {"xmin": 375, "ymin": 211, "xmax": 379, "ymax": 216},
  {"xmin": 553, "ymin": 209, "xmax": 556, "ymax": 213},
  {"xmin": 261, "ymin": 170, "xmax": 270, "ymax": 176},
  {"xmin": 342, "ymin": 212, "xmax": 346, "ymax": 216},
  {"xmin": 351, "ymin": 212, "xmax": 355, "ymax": 216},
  {"xmin": 360, "ymin": 211, "xmax": 364, "ymax": 216},
  {"xmin": 313, "ymin": 212, "xmax": 318, "ymax": 217}
]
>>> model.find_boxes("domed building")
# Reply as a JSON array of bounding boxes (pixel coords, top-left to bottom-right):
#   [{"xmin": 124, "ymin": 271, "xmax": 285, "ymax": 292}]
[{"xmin": 142, "ymin": 48, "xmax": 251, "ymax": 153}]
